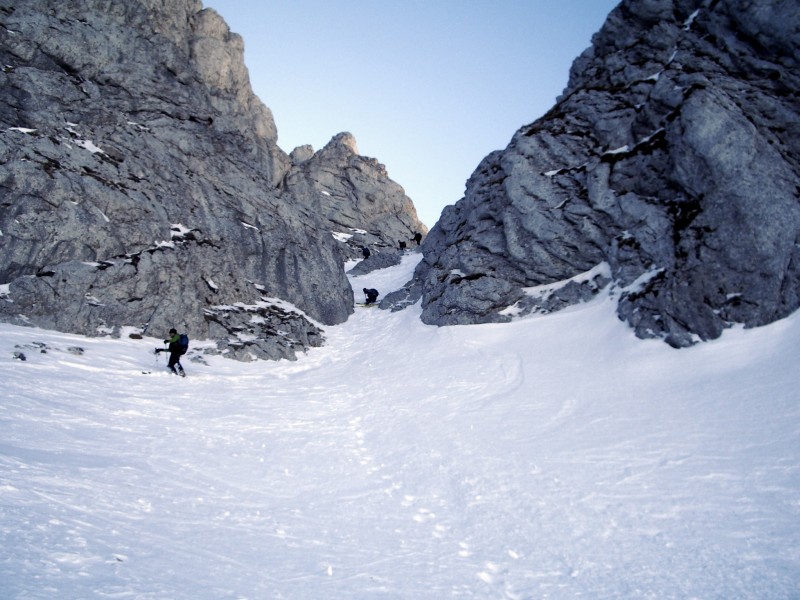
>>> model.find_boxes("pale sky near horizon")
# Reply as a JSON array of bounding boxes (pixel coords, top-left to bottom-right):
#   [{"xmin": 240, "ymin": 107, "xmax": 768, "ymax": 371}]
[{"xmin": 205, "ymin": 1, "xmax": 620, "ymax": 227}]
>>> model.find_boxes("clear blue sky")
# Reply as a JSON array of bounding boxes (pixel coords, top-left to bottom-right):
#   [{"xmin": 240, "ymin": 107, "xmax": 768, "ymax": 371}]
[{"xmin": 204, "ymin": 1, "xmax": 620, "ymax": 227}]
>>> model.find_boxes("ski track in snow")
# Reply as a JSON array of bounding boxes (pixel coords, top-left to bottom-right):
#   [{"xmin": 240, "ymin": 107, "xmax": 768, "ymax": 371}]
[{"xmin": 1, "ymin": 253, "xmax": 799, "ymax": 598}]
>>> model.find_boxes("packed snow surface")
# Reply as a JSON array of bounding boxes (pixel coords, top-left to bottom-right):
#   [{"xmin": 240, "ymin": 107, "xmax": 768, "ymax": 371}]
[{"xmin": 2, "ymin": 254, "xmax": 799, "ymax": 599}]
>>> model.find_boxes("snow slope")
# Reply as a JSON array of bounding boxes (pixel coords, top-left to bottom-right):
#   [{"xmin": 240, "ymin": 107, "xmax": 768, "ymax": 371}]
[{"xmin": 1, "ymin": 254, "xmax": 799, "ymax": 599}]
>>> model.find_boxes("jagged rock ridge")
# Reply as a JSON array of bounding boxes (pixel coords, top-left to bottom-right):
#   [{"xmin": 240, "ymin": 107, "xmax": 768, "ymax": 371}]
[
  {"xmin": 285, "ymin": 131, "xmax": 427, "ymax": 261},
  {"xmin": 0, "ymin": 0, "xmax": 424, "ymax": 360},
  {"xmin": 391, "ymin": 0, "xmax": 800, "ymax": 347}
]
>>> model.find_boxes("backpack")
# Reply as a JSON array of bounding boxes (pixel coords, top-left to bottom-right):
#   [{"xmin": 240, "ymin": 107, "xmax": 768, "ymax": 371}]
[{"xmin": 178, "ymin": 333, "xmax": 189, "ymax": 355}]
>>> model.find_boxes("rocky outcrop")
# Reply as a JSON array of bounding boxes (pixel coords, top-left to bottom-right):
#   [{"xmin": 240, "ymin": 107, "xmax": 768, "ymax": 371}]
[
  {"xmin": 284, "ymin": 132, "xmax": 427, "ymax": 260},
  {"xmin": 397, "ymin": 0, "xmax": 800, "ymax": 347},
  {"xmin": 0, "ymin": 0, "xmax": 421, "ymax": 360}
]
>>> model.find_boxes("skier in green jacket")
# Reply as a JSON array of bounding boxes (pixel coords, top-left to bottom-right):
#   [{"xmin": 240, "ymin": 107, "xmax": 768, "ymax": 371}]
[{"xmin": 155, "ymin": 328, "xmax": 186, "ymax": 376}]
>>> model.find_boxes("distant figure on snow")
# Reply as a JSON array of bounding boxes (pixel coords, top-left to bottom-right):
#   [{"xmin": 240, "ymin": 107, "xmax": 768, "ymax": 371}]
[
  {"xmin": 361, "ymin": 246, "xmax": 371, "ymax": 259},
  {"xmin": 363, "ymin": 288, "xmax": 379, "ymax": 305},
  {"xmin": 412, "ymin": 231, "xmax": 422, "ymax": 245},
  {"xmin": 155, "ymin": 328, "xmax": 186, "ymax": 377},
  {"xmin": 398, "ymin": 240, "xmax": 406, "ymax": 251}
]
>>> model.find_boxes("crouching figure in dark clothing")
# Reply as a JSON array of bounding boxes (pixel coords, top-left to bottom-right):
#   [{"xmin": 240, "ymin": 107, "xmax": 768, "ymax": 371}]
[
  {"xmin": 155, "ymin": 327, "xmax": 186, "ymax": 376},
  {"xmin": 363, "ymin": 288, "xmax": 379, "ymax": 305}
]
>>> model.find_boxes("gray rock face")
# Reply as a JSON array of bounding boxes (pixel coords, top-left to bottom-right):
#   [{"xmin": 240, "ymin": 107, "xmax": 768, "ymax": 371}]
[
  {"xmin": 0, "ymin": 0, "xmax": 421, "ymax": 360},
  {"xmin": 283, "ymin": 132, "xmax": 427, "ymax": 260},
  {"xmin": 347, "ymin": 250, "xmax": 404, "ymax": 277},
  {"xmin": 407, "ymin": 0, "xmax": 800, "ymax": 347}
]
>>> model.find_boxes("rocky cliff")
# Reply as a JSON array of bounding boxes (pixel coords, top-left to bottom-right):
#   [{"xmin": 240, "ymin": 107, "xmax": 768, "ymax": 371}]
[
  {"xmin": 391, "ymin": 0, "xmax": 800, "ymax": 347},
  {"xmin": 285, "ymin": 132, "xmax": 426, "ymax": 261},
  {"xmin": 0, "ymin": 0, "xmax": 424, "ymax": 360}
]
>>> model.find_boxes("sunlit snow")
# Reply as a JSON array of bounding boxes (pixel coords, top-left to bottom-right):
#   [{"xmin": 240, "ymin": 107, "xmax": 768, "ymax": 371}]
[
  {"xmin": 73, "ymin": 138, "xmax": 106, "ymax": 154},
  {"xmin": 1, "ymin": 254, "xmax": 798, "ymax": 598},
  {"xmin": 332, "ymin": 231, "xmax": 353, "ymax": 243}
]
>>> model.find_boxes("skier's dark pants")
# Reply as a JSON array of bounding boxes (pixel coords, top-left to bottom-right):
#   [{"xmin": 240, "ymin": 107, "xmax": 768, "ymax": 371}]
[{"xmin": 167, "ymin": 351, "xmax": 182, "ymax": 374}]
